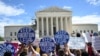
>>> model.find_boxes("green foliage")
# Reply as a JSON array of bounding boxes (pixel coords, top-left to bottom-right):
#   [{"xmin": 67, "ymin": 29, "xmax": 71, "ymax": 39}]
[{"xmin": 0, "ymin": 36, "xmax": 4, "ymax": 41}]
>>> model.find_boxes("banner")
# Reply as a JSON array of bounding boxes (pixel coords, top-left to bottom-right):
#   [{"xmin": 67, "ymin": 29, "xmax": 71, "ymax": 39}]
[
  {"xmin": 0, "ymin": 43, "xmax": 15, "ymax": 56},
  {"xmin": 68, "ymin": 37, "xmax": 85, "ymax": 49},
  {"xmin": 92, "ymin": 37, "xmax": 100, "ymax": 50},
  {"xmin": 82, "ymin": 33, "xmax": 92, "ymax": 42},
  {"xmin": 4, "ymin": 42, "xmax": 19, "ymax": 56},
  {"xmin": 93, "ymin": 32, "xmax": 98, "ymax": 36},
  {"xmin": 54, "ymin": 30, "xmax": 69, "ymax": 45},
  {"xmin": 17, "ymin": 27, "xmax": 35, "ymax": 45},
  {"xmin": 39, "ymin": 37, "xmax": 55, "ymax": 53}
]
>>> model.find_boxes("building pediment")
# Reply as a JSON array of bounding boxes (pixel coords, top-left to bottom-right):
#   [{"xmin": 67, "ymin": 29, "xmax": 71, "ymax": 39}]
[{"xmin": 37, "ymin": 6, "xmax": 71, "ymax": 12}]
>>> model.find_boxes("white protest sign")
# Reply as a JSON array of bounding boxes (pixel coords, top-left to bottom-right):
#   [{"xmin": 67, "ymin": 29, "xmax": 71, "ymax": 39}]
[
  {"xmin": 82, "ymin": 33, "xmax": 92, "ymax": 43},
  {"xmin": 68, "ymin": 37, "xmax": 85, "ymax": 49},
  {"xmin": 92, "ymin": 37, "xmax": 100, "ymax": 50}
]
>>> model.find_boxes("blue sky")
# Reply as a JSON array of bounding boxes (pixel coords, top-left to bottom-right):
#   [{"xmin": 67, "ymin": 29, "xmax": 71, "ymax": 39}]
[{"xmin": 0, "ymin": 0, "xmax": 100, "ymax": 36}]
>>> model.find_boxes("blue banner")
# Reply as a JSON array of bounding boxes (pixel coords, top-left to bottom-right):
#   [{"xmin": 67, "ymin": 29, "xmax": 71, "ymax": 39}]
[
  {"xmin": 0, "ymin": 43, "xmax": 15, "ymax": 56},
  {"xmin": 93, "ymin": 32, "xmax": 98, "ymax": 36},
  {"xmin": 39, "ymin": 37, "xmax": 55, "ymax": 53},
  {"xmin": 54, "ymin": 30, "xmax": 69, "ymax": 45},
  {"xmin": 17, "ymin": 27, "xmax": 35, "ymax": 45}
]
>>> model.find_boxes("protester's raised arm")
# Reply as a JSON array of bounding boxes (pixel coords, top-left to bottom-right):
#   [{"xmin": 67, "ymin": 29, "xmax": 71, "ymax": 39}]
[{"xmin": 16, "ymin": 44, "xmax": 25, "ymax": 56}]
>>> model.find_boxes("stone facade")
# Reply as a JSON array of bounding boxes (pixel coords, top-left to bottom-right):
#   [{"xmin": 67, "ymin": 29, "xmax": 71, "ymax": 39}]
[
  {"xmin": 36, "ymin": 6, "xmax": 72, "ymax": 37},
  {"xmin": 4, "ymin": 6, "xmax": 98, "ymax": 41}
]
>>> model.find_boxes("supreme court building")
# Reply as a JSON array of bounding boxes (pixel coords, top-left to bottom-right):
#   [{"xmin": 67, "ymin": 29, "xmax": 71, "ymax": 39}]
[
  {"xmin": 4, "ymin": 6, "xmax": 98, "ymax": 41},
  {"xmin": 36, "ymin": 7, "xmax": 72, "ymax": 37}
]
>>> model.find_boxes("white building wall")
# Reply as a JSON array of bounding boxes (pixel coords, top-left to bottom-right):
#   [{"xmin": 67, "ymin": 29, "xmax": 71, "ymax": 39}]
[
  {"xmin": 4, "ymin": 24, "xmax": 98, "ymax": 41},
  {"xmin": 4, "ymin": 25, "xmax": 32, "ymax": 41},
  {"xmin": 72, "ymin": 24, "xmax": 98, "ymax": 33}
]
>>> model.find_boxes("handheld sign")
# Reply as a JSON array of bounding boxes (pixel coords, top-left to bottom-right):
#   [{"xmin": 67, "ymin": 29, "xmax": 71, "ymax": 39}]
[
  {"xmin": 92, "ymin": 37, "xmax": 100, "ymax": 50},
  {"xmin": 54, "ymin": 30, "xmax": 69, "ymax": 45},
  {"xmin": 17, "ymin": 27, "xmax": 35, "ymax": 45},
  {"xmin": 39, "ymin": 37, "xmax": 55, "ymax": 53},
  {"xmin": 0, "ymin": 43, "xmax": 15, "ymax": 56},
  {"xmin": 93, "ymin": 32, "xmax": 98, "ymax": 36},
  {"xmin": 68, "ymin": 37, "xmax": 85, "ymax": 49}
]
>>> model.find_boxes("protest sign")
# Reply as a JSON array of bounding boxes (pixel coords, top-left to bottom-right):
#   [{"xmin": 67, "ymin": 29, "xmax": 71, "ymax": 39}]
[
  {"xmin": 92, "ymin": 37, "xmax": 100, "ymax": 50},
  {"xmin": 0, "ymin": 43, "xmax": 15, "ymax": 56},
  {"xmin": 68, "ymin": 37, "xmax": 85, "ymax": 49},
  {"xmin": 54, "ymin": 30, "xmax": 69, "ymax": 45},
  {"xmin": 93, "ymin": 32, "xmax": 98, "ymax": 36},
  {"xmin": 39, "ymin": 37, "xmax": 55, "ymax": 53},
  {"xmin": 17, "ymin": 27, "xmax": 35, "ymax": 45},
  {"xmin": 82, "ymin": 33, "xmax": 92, "ymax": 43}
]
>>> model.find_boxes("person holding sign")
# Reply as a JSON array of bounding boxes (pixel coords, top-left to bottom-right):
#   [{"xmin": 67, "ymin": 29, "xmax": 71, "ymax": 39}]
[
  {"xmin": 57, "ymin": 44, "xmax": 75, "ymax": 56},
  {"xmin": 42, "ymin": 53, "xmax": 48, "ymax": 56},
  {"xmin": 28, "ymin": 44, "xmax": 40, "ymax": 56},
  {"xmin": 85, "ymin": 43, "xmax": 99, "ymax": 56},
  {"xmin": 4, "ymin": 51, "xmax": 12, "ymax": 56},
  {"xmin": 17, "ymin": 44, "xmax": 27, "ymax": 56},
  {"xmin": 17, "ymin": 27, "xmax": 40, "ymax": 56},
  {"xmin": 0, "ymin": 43, "xmax": 15, "ymax": 56},
  {"xmin": 17, "ymin": 43, "xmax": 40, "ymax": 56},
  {"xmin": 63, "ymin": 44, "xmax": 75, "ymax": 56}
]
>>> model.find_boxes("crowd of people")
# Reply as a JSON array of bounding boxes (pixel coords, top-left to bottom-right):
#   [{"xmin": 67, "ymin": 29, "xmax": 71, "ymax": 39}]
[
  {"xmin": 3, "ymin": 31, "xmax": 100, "ymax": 56},
  {"xmin": 3, "ymin": 42, "xmax": 100, "ymax": 56}
]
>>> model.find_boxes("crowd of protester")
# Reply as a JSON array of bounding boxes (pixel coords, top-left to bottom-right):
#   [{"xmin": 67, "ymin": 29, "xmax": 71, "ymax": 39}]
[
  {"xmin": 3, "ymin": 32, "xmax": 100, "ymax": 56},
  {"xmin": 3, "ymin": 42, "xmax": 100, "ymax": 56}
]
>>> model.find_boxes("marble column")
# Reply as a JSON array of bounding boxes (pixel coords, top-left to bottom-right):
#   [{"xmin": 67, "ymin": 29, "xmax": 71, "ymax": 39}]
[
  {"xmin": 51, "ymin": 17, "xmax": 53, "ymax": 36},
  {"xmin": 41, "ymin": 17, "xmax": 44, "ymax": 37},
  {"xmin": 56, "ymin": 17, "xmax": 59, "ymax": 31},
  {"xmin": 61, "ymin": 17, "xmax": 63, "ymax": 30},
  {"xmin": 65, "ymin": 17, "xmax": 68, "ymax": 31},
  {"xmin": 46, "ymin": 17, "xmax": 49, "ymax": 35}
]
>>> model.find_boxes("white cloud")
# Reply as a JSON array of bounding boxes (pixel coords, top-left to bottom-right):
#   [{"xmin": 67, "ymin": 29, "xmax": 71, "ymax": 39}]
[
  {"xmin": 87, "ymin": 0, "xmax": 100, "ymax": 5},
  {"xmin": 39, "ymin": 5, "xmax": 46, "ymax": 10},
  {"xmin": 39, "ymin": 5, "xmax": 45, "ymax": 8},
  {"xmin": 0, "ymin": 1, "xmax": 25, "ymax": 16},
  {"xmin": 63, "ymin": 6, "xmax": 72, "ymax": 10},
  {"xmin": 0, "ymin": 17, "xmax": 30, "ymax": 37},
  {"xmin": 72, "ymin": 14, "xmax": 100, "ymax": 30},
  {"xmin": 16, "ymin": 3, "xmax": 24, "ymax": 8}
]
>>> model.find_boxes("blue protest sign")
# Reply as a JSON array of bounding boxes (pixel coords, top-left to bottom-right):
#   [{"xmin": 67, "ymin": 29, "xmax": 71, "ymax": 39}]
[
  {"xmin": 54, "ymin": 30, "xmax": 69, "ymax": 45},
  {"xmin": 93, "ymin": 32, "xmax": 98, "ymax": 36},
  {"xmin": 39, "ymin": 37, "xmax": 55, "ymax": 53},
  {"xmin": 0, "ymin": 43, "xmax": 15, "ymax": 56},
  {"xmin": 17, "ymin": 27, "xmax": 35, "ymax": 45}
]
